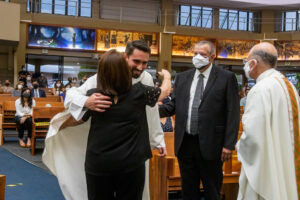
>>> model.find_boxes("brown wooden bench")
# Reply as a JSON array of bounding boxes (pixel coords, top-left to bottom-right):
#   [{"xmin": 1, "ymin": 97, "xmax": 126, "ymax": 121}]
[
  {"xmin": 0, "ymin": 175, "xmax": 5, "ymax": 200},
  {"xmin": 31, "ymin": 106, "xmax": 65, "ymax": 155},
  {"xmin": 0, "ymin": 99, "xmax": 65, "ymax": 145},
  {"xmin": 150, "ymin": 132, "xmax": 241, "ymax": 200}
]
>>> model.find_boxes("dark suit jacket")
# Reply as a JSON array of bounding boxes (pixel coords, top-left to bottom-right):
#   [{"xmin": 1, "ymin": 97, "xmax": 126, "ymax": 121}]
[
  {"xmin": 30, "ymin": 88, "xmax": 46, "ymax": 98},
  {"xmin": 159, "ymin": 66, "xmax": 240, "ymax": 160}
]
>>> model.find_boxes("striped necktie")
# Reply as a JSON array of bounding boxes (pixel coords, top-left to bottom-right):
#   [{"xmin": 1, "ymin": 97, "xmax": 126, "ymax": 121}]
[{"xmin": 190, "ymin": 74, "xmax": 205, "ymax": 135}]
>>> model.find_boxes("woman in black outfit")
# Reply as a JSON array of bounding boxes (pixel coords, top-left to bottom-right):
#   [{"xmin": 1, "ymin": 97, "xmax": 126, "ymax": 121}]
[{"xmin": 78, "ymin": 49, "xmax": 171, "ymax": 200}]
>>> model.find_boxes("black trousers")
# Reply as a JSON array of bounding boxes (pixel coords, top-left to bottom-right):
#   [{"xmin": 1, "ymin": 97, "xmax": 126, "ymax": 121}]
[
  {"xmin": 85, "ymin": 164, "xmax": 145, "ymax": 200},
  {"xmin": 14, "ymin": 116, "xmax": 32, "ymax": 139},
  {"xmin": 177, "ymin": 133, "xmax": 223, "ymax": 200}
]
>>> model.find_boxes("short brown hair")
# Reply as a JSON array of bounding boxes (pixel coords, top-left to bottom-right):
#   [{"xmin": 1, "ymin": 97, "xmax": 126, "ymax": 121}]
[
  {"xmin": 125, "ymin": 40, "xmax": 151, "ymax": 57},
  {"xmin": 97, "ymin": 49, "xmax": 132, "ymax": 96}
]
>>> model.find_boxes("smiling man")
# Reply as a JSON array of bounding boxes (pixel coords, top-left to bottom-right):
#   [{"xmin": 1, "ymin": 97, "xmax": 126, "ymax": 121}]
[{"xmin": 43, "ymin": 40, "xmax": 166, "ymax": 200}]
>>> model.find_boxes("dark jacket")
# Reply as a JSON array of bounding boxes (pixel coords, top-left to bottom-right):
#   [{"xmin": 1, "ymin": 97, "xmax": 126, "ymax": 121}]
[
  {"xmin": 30, "ymin": 88, "xmax": 46, "ymax": 98},
  {"xmin": 159, "ymin": 66, "xmax": 240, "ymax": 160}
]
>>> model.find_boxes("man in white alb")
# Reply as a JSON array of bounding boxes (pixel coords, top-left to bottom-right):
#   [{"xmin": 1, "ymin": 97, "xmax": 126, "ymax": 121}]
[
  {"xmin": 42, "ymin": 40, "xmax": 167, "ymax": 200},
  {"xmin": 237, "ymin": 42, "xmax": 300, "ymax": 200}
]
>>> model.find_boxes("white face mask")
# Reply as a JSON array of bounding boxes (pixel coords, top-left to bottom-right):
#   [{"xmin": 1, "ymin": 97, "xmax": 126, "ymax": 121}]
[
  {"xmin": 27, "ymin": 77, "xmax": 31, "ymax": 81},
  {"xmin": 18, "ymin": 85, "xmax": 23, "ymax": 89},
  {"xmin": 243, "ymin": 59, "xmax": 256, "ymax": 79},
  {"xmin": 192, "ymin": 54, "xmax": 210, "ymax": 69},
  {"xmin": 56, "ymin": 83, "xmax": 61, "ymax": 87}
]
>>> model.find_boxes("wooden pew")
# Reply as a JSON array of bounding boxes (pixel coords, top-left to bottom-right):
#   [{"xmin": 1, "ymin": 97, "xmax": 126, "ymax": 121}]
[
  {"xmin": 0, "ymin": 99, "xmax": 64, "ymax": 144},
  {"xmin": 150, "ymin": 132, "xmax": 241, "ymax": 200},
  {"xmin": 35, "ymin": 102, "xmax": 64, "ymax": 107},
  {"xmin": 31, "ymin": 106, "xmax": 65, "ymax": 155},
  {"xmin": 0, "ymin": 175, "xmax": 5, "ymax": 200}
]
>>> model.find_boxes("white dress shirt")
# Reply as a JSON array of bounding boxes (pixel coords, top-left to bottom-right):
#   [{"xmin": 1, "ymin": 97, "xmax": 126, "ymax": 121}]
[
  {"xmin": 34, "ymin": 89, "xmax": 40, "ymax": 97},
  {"xmin": 186, "ymin": 64, "xmax": 213, "ymax": 133},
  {"xmin": 15, "ymin": 98, "xmax": 36, "ymax": 117}
]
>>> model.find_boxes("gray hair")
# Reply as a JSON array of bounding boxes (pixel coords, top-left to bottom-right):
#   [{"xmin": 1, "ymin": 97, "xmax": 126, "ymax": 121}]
[
  {"xmin": 194, "ymin": 41, "xmax": 215, "ymax": 56},
  {"xmin": 251, "ymin": 50, "xmax": 277, "ymax": 68}
]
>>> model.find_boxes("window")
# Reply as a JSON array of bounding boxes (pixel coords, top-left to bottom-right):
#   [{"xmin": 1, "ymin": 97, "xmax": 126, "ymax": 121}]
[
  {"xmin": 178, "ymin": 5, "xmax": 213, "ymax": 28},
  {"xmin": 219, "ymin": 9, "xmax": 255, "ymax": 31},
  {"xmin": 279, "ymin": 11, "xmax": 300, "ymax": 32},
  {"xmin": 27, "ymin": 0, "xmax": 91, "ymax": 17}
]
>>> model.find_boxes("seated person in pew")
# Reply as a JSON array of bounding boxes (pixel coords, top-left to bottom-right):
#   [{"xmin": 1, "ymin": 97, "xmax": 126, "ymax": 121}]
[
  {"xmin": 12, "ymin": 81, "xmax": 25, "ymax": 97},
  {"xmin": 31, "ymin": 80, "xmax": 46, "ymax": 98},
  {"xmin": 15, "ymin": 88, "xmax": 36, "ymax": 148},
  {"xmin": 59, "ymin": 50, "xmax": 171, "ymax": 200},
  {"xmin": 2, "ymin": 80, "xmax": 14, "ymax": 93},
  {"xmin": 52, "ymin": 80, "xmax": 64, "ymax": 96}
]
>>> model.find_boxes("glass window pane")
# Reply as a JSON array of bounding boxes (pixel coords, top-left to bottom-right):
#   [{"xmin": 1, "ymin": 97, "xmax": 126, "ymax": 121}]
[
  {"xmin": 68, "ymin": 0, "xmax": 78, "ymax": 16},
  {"xmin": 179, "ymin": 5, "xmax": 190, "ymax": 26},
  {"xmin": 298, "ymin": 11, "xmax": 300, "ymax": 30},
  {"xmin": 80, "ymin": 0, "xmax": 91, "ymax": 17},
  {"xmin": 191, "ymin": 6, "xmax": 201, "ymax": 27},
  {"xmin": 228, "ymin": 10, "xmax": 238, "ymax": 30},
  {"xmin": 202, "ymin": 8, "xmax": 212, "ymax": 28},
  {"xmin": 54, "ymin": 0, "xmax": 65, "ymax": 15},
  {"xmin": 248, "ymin": 12, "xmax": 253, "ymax": 31},
  {"xmin": 219, "ymin": 9, "xmax": 228, "ymax": 29},
  {"xmin": 285, "ymin": 11, "xmax": 297, "ymax": 31},
  {"xmin": 63, "ymin": 57, "xmax": 97, "ymax": 86},
  {"xmin": 239, "ymin": 11, "xmax": 247, "ymax": 30},
  {"xmin": 27, "ymin": 0, "xmax": 30, "ymax": 12},
  {"xmin": 41, "ymin": 0, "xmax": 52, "ymax": 14}
]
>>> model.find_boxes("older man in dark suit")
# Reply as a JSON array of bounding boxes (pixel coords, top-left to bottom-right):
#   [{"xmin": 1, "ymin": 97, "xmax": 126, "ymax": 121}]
[{"xmin": 159, "ymin": 41, "xmax": 240, "ymax": 200}]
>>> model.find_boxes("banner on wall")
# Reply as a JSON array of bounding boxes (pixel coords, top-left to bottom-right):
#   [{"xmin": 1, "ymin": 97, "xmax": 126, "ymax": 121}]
[
  {"xmin": 275, "ymin": 41, "xmax": 300, "ymax": 60},
  {"xmin": 217, "ymin": 40, "xmax": 258, "ymax": 59},
  {"xmin": 97, "ymin": 29, "xmax": 158, "ymax": 54},
  {"xmin": 172, "ymin": 35, "xmax": 215, "ymax": 57},
  {"xmin": 27, "ymin": 24, "xmax": 96, "ymax": 50}
]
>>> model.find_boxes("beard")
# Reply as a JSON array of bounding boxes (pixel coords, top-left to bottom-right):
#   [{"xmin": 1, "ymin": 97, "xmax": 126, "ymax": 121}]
[{"xmin": 131, "ymin": 67, "xmax": 143, "ymax": 79}]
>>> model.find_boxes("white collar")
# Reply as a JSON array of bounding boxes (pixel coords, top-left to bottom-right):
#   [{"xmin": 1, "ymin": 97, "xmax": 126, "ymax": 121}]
[
  {"xmin": 256, "ymin": 68, "xmax": 276, "ymax": 83},
  {"xmin": 195, "ymin": 63, "xmax": 213, "ymax": 78}
]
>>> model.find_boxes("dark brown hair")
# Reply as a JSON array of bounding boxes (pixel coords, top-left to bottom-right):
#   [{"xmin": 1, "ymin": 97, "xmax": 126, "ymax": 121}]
[
  {"xmin": 125, "ymin": 40, "xmax": 151, "ymax": 57},
  {"xmin": 97, "ymin": 49, "xmax": 132, "ymax": 96},
  {"xmin": 20, "ymin": 88, "xmax": 33, "ymax": 108}
]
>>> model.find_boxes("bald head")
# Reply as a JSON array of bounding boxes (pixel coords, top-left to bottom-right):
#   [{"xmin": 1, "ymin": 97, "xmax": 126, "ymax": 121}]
[{"xmin": 249, "ymin": 42, "xmax": 278, "ymax": 68}]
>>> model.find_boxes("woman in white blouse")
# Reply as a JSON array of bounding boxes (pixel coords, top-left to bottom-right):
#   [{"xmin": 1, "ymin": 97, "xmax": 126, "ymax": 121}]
[{"xmin": 15, "ymin": 88, "xmax": 36, "ymax": 147}]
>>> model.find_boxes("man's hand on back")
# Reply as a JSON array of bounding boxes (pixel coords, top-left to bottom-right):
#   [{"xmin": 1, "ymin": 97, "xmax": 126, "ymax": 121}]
[{"xmin": 84, "ymin": 93, "xmax": 112, "ymax": 112}]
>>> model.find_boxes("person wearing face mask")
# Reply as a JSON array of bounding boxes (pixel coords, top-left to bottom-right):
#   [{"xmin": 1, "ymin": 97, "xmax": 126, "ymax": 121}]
[
  {"xmin": 237, "ymin": 42, "xmax": 300, "ymax": 200},
  {"xmin": 26, "ymin": 75, "xmax": 33, "ymax": 89},
  {"xmin": 2, "ymin": 80, "xmax": 14, "ymax": 93},
  {"xmin": 30, "ymin": 80, "xmax": 46, "ymax": 98},
  {"xmin": 12, "ymin": 81, "xmax": 25, "ymax": 97},
  {"xmin": 159, "ymin": 41, "xmax": 240, "ymax": 200},
  {"xmin": 80, "ymin": 75, "xmax": 88, "ymax": 86},
  {"xmin": 52, "ymin": 80, "xmax": 64, "ymax": 96},
  {"xmin": 72, "ymin": 77, "xmax": 79, "ymax": 87},
  {"xmin": 14, "ymin": 88, "xmax": 36, "ymax": 148}
]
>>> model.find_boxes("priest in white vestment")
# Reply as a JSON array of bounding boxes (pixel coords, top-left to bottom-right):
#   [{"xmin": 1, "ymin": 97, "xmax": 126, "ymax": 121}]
[
  {"xmin": 237, "ymin": 42, "xmax": 300, "ymax": 200},
  {"xmin": 42, "ymin": 40, "xmax": 167, "ymax": 200}
]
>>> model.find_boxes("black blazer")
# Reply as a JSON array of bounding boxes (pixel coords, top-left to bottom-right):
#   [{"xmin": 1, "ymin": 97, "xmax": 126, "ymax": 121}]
[
  {"xmin": 30, "ymin": 88, "xmax": 46, "ymax": 97},
  {"xmin": 159, "ymin": 66, "xmax": 240, "ymax": 160}
]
